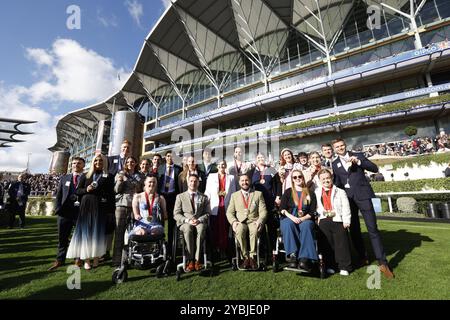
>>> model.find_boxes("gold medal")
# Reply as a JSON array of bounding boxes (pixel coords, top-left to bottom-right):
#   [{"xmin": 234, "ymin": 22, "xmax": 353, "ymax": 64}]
[
  {"xmin": 260, "ymin": 179, "xmax": 265, "ymax": 184},
  {"xmin": 165, "ymin": 182, "xmax": 170, "ymax": 189},
  {"xmin": 244, "ymin": 209, "xmax": 249, "ymax": 215}
]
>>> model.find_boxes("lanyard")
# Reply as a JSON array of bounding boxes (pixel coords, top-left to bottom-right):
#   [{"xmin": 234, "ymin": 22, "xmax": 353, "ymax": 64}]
[
  {"xmin": 241, "ymin": 191, "xmax": 251, "ymax": 209},
  {"xmin": 144, "ymin": 192, "xmax": 157, "ymax": 218}
]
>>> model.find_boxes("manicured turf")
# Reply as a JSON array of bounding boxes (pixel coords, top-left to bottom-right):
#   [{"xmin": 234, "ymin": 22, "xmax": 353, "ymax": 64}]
[{"xmin": 0, "ymin": 216, "xmax": 449, "ymax": 300}]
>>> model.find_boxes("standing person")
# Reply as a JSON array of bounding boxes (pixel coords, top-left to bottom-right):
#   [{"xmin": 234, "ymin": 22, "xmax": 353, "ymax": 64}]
[
  {"xmin": 321, "ymin": 144, "xmax": 335, "ymax": 170},
  {"xmin": 229, "ymin": 147, "xmax": 252, "ymax": 190},
  {"xmin": 67, "ymin": 154, "xmax": 115, "ymax": 270},
  {"xmin": 48, "ymin": 157, "xmax": 85, "ymax": 271},
  {"xmin": 112, "ymin": 156, "xmax": 144, "ymax": 267},
  {"xmin": 250, "ymin": 153, "xmax": 278, "ymax": 254},
  {"xmin": 108, "ymin": 139, "xmax": 132, "ymax": 176},
  {"xmin": 303, "ymin": 151, "xmax": 322, "ymax": 191},
  {"xmin": 158, "ymin": 151, "xmax": 182, "ymax": 255},
  {"xmin": 198, "ymin": 149, "xmax": 218, "ymax": 180},
  {"xmin": 279, "ymin": 169, "xmax": 317, "ymax": 272},
  {"xmin": 331, "ymin": 138, "xmax": 394, "ymax": 278},
  {"xmin": 204, "ymin": 160, "xmax": 236, "ymax": 260},
  {"xmin": 315, "ymin": 169, "xmax": 352, "ymax": 276},
  {"xmin": 7, "ymin": 173, "xmax": 31, "ymax": 229},
  {"xmin": 297, "ymin": 152, "xmax": 309, "ymax": 170},
  {"xmin": 178, "ymin": 156, "xmax": 206, "ymax": 193},
  {"xmin": 173, "ymin": 174, "xmax": 211, "ymax": 271},
  {"xmin": 444, "ymin": 163, "xmax": 450, "ymax": 178},
  {"xmin": 278, "ymin": 148, "xmax": 301, "ymax": 194},
  {"xmin": 151, "ymin": 154, "xmax": 162, "ymax": 175},
  {"xmin": 226, "ymin": 174, "xmax": 267, "ymax": 270},
  {"xmin": 139, "ymin": 159, "xmax": 151, "ymax": 176}
]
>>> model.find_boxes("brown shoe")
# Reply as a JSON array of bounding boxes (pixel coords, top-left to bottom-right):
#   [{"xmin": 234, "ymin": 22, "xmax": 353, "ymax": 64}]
[
  {"xmin": 379, "ymin": 264, "xmax": 395, "ymax": 279},
  {"xmin": 186, "ymin": 261, "xmax": 195, "ymax": 272},
  {"xmin": 194, "ymin": 261, "xmax": 203, "ymax": 271},
  {"xmin": 48, "ymin": 260, "xmax": 63, "ymax": 271},
  {"xmin": 74, "ymin": 259, "xmax": 82, "ymax": 268},
  {"xmin": 249, "ymin": 258, "xmax": 258, "ymax": 270}
]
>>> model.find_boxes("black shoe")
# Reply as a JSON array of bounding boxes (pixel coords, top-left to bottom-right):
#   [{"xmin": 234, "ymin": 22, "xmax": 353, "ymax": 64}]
[{"xmin": 298, "ymin": 259, "xmax": 312, "ymax": 273}]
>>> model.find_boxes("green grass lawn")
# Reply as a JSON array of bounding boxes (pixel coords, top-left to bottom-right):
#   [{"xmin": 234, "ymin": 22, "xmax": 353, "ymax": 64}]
[{"xmin": 1, "ymin": 216, "xmax": 449, "ymax": 300}]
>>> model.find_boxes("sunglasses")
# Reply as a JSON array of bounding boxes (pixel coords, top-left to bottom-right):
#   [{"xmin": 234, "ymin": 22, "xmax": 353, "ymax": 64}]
[{"xmin": 292, "ymin": 175, "xmax": 303, "ymax": 180}]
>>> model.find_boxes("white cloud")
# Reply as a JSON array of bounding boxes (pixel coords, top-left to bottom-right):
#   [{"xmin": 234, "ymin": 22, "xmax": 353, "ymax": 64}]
[
  {"xmin": 97, "ymin": 9, "xmax": 119, "ymax": 28},
  {"xmin": 0, "ymin": 83, "xmax": 57, "ymax": 173},
  {"xmin": 25, "ymin": 39, "xmax": 128, "ymax": 104},
  {"xmin": 0, "ymin": 39, "xmax": 130, "ymax": 173},
  {"xmin": 26, "ymin": 48, "xmax": 54, "ymax": 66},
  {"xmin": 161, "ymin": 0, "xmax": 172, "ymax": 9},
  {"xmin": 125, "ymin": 0, "xmax": 144, "ymax": 28}
]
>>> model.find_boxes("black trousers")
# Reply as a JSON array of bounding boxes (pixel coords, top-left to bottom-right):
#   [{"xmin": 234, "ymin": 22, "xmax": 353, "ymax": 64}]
[
  {"xmin": 9, "ymin": 204, "xmax": 26, "ymax": 228},
  {"xmin": 56, "ymin": 215, "xmax": 77, "ymax": 263},
  {"xmin": 349, "ymin": 197, "xmax": 387, "ymax": 265},
  {"xmin": 318, "ymin": 219, "xmax": 352, "ymax": 271},
  {"xmin": 162, "ymin": 192, "xmax": 177, "ymax": 256}
]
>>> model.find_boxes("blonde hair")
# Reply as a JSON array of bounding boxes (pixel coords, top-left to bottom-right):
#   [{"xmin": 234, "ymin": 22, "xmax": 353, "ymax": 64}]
[{"xmin": 87, "ymin": 154, "xmax": 109, "ymax": 179}]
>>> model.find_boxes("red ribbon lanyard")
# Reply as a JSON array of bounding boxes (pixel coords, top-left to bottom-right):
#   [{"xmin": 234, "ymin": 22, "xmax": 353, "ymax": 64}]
[
  {"xmin": 145, "ymin": 192, "xmax": 156, "ymax": 218},
  {"xmin": 241, "ymin": 192, "xmax": 251, "ymax": 209},
  {"xmin": 259, "ymin": 166, "xmax": 265, "ymax": 181}
]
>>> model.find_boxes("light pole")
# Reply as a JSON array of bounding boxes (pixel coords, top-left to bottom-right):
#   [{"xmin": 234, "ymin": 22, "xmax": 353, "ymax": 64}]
[{"xmin": 26, "ymin": 153, "xmax": 32, "ymax": 173}]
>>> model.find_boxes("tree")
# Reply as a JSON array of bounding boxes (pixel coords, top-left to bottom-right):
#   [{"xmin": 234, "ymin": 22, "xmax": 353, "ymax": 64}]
[{"xmin": 404, "ymin": 126, "xmax": 417, "ymax": 137}]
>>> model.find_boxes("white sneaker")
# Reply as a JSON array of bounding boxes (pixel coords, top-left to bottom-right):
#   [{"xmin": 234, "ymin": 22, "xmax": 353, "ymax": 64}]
[
  {"xmin": 340, "ymin": 270, "xmax": 349, "ymax": 276},
  {"xmin": 326, "ymin": 268, "xmax": 335, "ymax": 274}
]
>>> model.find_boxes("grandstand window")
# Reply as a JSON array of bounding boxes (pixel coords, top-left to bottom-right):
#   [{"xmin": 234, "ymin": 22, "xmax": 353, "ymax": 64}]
[{"xmin": 435, "ymin": 0, "xmax": 450, "ymax": 19}]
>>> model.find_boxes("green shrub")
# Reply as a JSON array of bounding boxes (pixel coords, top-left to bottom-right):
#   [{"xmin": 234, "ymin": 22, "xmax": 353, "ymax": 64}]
[
  {"xmin": 279, "ymin": 93, "xmax": 450, "ymax": 133},
  {"xmin": 371, "ymin": 178, "xmax": 450, "ymax": 192},
  {"xmin": 404, "ymin": 125, "xmax": 417, "ymax": 137}
]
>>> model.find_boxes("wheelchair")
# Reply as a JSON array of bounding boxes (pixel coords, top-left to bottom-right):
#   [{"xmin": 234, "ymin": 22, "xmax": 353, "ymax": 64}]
[
  {"xmin": 230, "ymin": 224, "xmax": 269, "ymax": 272},
  {"xmin": 112, "ymin": 216, "xmax": 171, "ymax": 284},
  {"xmin": 172, "ymin": 223, "xmax": 213, "ymax": 281},
  {"xmin": 271, "ymin": 213, "xmax": 326, "ymax": 278}
]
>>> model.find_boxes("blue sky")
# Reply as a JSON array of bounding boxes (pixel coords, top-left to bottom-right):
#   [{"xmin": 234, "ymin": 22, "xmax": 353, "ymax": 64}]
[{"xmin": 0, "ymin": 0, "xmax": 168, "ymax": 173}]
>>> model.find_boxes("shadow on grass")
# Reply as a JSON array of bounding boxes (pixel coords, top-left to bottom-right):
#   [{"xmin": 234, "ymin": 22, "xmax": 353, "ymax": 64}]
[
  {"xmin": 357, "ymin": 229, "xmax": 434, "ymax": 270},
  {"xmin": 0, "ymin": 254, "xmax": 55, "ymax": 272},
  {"xmin": 24, "ymin": 275, "xmax": 152, "ymax": 300}
]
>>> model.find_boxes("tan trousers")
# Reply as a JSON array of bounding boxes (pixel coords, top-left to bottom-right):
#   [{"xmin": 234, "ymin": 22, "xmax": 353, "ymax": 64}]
[
  {"xmin": 180, "ymin": 223, "xmax": 207, "ymax": 261},
  {"xmin": 235, "ymin": 222, "xmax": 259, "ymax": 259}
]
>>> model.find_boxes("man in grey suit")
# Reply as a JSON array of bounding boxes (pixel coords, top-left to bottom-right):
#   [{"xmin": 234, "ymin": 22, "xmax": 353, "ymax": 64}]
[{"xmin": 174, "ymin": 174, "xmax": 211, "ymax": 272}]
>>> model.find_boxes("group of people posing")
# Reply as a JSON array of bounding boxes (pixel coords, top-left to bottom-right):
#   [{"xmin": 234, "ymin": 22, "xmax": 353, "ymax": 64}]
[{"xmin": 48, "ymin": 138, "xmax": 394, "ymax": 279}]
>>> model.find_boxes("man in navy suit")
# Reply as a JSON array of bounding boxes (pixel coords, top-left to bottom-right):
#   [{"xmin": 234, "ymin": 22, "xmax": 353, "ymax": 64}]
[
  {"xmin": 157, "ymin": 151, "xmax": 182, "ymax": 255},
  {"xmin": 108, "ymin": 139, "xmax": 132, "ymax": 176},
  {"xmin": 8, "ymin": 173, "xmax": 31, "ymax": 229},
  {"xmin": 331, "ymin": 138, "xmax": 394, "ymax": 279},
  {"xmin": 48, "ymin": 157, "xmax": 85, "ymax": 271}
]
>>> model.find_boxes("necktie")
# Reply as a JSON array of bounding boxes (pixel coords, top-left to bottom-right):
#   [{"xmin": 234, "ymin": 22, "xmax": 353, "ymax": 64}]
[
  {"xmin": 73, "ymin": 175, "xmax": 78, "ymax": 188},
  {"xmin": 191, "ymin": 193, "xmax": 196, "ymax": 212}
]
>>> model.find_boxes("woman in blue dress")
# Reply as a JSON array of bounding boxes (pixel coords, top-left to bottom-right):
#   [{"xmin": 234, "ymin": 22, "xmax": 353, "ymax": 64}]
[{"xmin": 67, "ymin": 154, "xmax": 115, "ymax": 270}]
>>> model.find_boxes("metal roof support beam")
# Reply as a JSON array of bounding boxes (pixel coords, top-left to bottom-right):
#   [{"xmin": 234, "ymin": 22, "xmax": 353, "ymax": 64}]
[{"xmin": 381, "ymin": 0, "xmax": 426, "ymax": 49}]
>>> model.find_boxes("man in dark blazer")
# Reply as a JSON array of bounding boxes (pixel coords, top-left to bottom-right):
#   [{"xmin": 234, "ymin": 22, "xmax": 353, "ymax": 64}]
[
  {"xmin": 197, "ymin": 149, "xmax": 218, "ymax": 180},
  {"xmin": 108, "ymin": 139, "xmax": 132, "ymax": 176},
  {"xmin": 331, "ymin": 138, "xmax": 394, "ymax": 279},
  {"xmin": 8, "ymin": 173, "xmax": 31, "ymax": 229},
  {"xmin": 48, "ymin": 157, "xmax": 85, "ymax": 271},
  {"xmin": 157, "ymin": 150, "xmax": 182, "ymax": 255}
]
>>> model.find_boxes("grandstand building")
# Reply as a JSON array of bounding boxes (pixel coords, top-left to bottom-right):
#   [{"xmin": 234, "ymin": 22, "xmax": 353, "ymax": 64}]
[{"xmin": 50, "ymin": 0, "xmax": 450, "ymax": 171}]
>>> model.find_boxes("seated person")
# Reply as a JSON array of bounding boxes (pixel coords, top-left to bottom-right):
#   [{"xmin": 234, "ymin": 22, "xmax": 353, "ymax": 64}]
[
  {"xmin": 315, "ymin": 169, "xmax": 352, "ymax": 276},
  {"xmin": 130, "ymin": 175, "xmax": 167, "ymax": 237},
  {"xmin": 173, "ymin": 174, "xmax": 211, "ymax": 272},
  {"xmin": 226, "ymin": 174, "xmax": 267, "ymax": 270},
  {"xmin": 279, "ymin": 169, "xmax": 317, "ymax": 272}
]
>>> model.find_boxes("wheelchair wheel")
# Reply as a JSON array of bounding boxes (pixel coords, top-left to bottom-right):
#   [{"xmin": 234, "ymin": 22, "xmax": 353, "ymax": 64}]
[
  {"xmin": 112, "ymin": 269, "xmax": 128, "ymax": 284},
  {"xmin": 155, "ymin": 264, "xmax": 165, "ymax": 278},
  {"xmin": 231, "ymin": 260, "xmax": 238, "ymax": 271}
]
